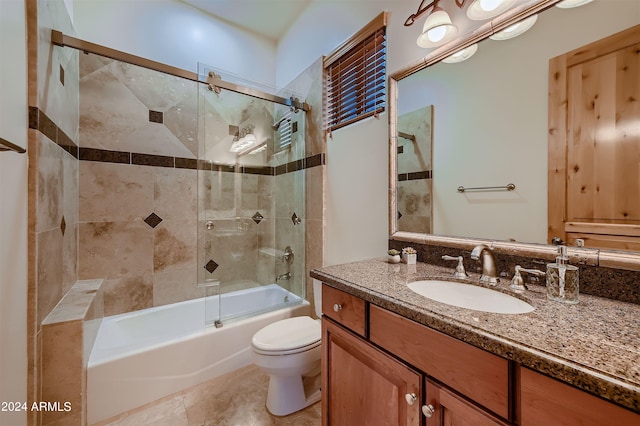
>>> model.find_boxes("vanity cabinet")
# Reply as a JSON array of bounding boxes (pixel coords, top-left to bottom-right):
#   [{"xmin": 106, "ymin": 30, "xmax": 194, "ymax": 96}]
[
  {"xmin": 322, "ymin": 285, "xmax": 505, "ymax": 425},
  {"xmin": 321, "ymin": 284, "xmax": 640, "ymax": 425},
  {"xmin": 424, "ymin": 379, "xmax": 509, "ymax": 426},
  {"xmin": 520, "ymin": 367, "xmax": 640, "ymax": 426},
  {"xmin": 322, "ymin": 318, "xmax": 422, "ymax": 426},
  {"xmin": 369, "ymin": 305, "xmax": 510, "ymax": 420}
]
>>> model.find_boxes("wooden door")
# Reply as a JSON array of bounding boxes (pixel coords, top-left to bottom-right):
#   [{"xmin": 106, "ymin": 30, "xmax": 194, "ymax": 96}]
[
  {"xmin": 322, "ymin": 317, "xmax": 422, "ymax": 426},
  {"xmin": 548, "ymin": 25, "xmax": 640, "ymax": 249},
  {"xmin": 423, "ymin": 380, "xmax": 509, "ymax": 426}
]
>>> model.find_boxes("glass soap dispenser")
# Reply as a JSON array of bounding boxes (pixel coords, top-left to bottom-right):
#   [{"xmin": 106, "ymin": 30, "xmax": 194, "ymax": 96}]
[{"xmin": 546, "ymin": 246, "xmax": 579, "ymax": 304}]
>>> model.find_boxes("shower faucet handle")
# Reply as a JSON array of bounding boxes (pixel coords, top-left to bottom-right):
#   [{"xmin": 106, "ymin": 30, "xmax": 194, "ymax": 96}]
[{"xmin": 283, "ymin": 246, "xmax": 294, "ymax": 264}]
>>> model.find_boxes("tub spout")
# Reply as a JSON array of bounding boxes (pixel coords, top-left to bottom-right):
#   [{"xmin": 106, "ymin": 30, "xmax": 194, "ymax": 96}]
[{"xmin": 276, "ymin": 272, "xmax": 291, "ymax": 281}]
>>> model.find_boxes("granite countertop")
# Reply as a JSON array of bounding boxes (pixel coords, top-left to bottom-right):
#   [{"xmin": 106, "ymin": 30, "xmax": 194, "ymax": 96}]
[{"xmin": 310, "ymin": 258, "xmax": 640, "ymax": 413}]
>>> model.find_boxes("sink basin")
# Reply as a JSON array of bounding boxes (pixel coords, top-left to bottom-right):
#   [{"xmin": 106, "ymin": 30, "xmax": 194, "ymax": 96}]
[{"xmin": 408, "ymin": 280, "xmax": 534, "ymax": 314}]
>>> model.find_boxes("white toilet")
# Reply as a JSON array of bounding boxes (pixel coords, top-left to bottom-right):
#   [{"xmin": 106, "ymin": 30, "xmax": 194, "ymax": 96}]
[{"xmin": 251, "ymin": 280, "xmax": 323, "ymax": 416}]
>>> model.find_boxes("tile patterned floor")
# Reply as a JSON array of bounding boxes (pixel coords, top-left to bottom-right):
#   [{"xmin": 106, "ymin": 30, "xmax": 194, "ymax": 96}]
[{"xmin": 93, "ymin": 365, "xmax": 322, "ymax": 426}]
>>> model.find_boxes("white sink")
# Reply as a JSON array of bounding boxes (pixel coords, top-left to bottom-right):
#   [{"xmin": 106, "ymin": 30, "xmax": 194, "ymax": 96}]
[{"xmin": 408, "ymin": 280, "xmax": 534, "ymax": 314}]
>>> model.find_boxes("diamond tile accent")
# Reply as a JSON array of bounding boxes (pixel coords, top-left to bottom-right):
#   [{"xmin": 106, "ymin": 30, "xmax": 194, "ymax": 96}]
[
  {"xmin": 144, "ymin": 212, "xmax": 163, "ymax": 228},
  {"xmin": 60, "ymin": 216, "xmax": 66, "ymax": 236},
  {"xmin": 149, "ymin": 110, "xmax": 163, "ymax": 124},
  {"xmin": 204, "ymin": 259, "xmax": 219, "ymax": 274},
  {"xmin": 397, "ymin": 211, "xmax": 403, "ymax": 220},
  {"xmin": 252, "ymin": 211, "xmax": 264, "ymax": 224}
]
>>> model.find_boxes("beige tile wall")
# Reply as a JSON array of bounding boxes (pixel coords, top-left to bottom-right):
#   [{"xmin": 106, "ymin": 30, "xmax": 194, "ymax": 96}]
[{"xmin": 27, "ymin": 0, "xmax": 80, "ymax": 424}]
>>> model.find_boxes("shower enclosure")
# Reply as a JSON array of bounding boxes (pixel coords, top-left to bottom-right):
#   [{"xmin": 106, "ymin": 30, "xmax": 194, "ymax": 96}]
[{"xmin": 197, "ymin": 64, "xmax": 308, "ymax": 326}]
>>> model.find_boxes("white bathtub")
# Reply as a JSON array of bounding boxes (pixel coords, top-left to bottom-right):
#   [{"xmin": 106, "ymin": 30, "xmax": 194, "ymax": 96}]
[{"xmin": 87, "ymin": 284, "xmax": 309, "ymax": 424}]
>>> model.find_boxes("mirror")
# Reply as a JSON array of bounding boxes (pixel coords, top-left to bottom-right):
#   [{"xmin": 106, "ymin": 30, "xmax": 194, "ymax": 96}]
[{"xmin": 390, "ymin": 0, "xmax": 640, "ymax": 263}]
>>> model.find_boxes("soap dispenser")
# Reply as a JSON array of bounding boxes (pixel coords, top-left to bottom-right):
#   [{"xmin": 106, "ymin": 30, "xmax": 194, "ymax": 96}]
[{"xmin": 546, "ymin": 246, "xmax": 579, "ymax": 304}]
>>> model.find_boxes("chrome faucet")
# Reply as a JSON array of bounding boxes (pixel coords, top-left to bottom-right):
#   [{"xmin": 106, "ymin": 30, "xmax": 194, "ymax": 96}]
[
  {"xmin": 276, "ymin": 272, "xmax": 291, "ymax": 281},
  {"xmin": 470, "ymin": 244, "xmax": 499, "ymax": 285}
]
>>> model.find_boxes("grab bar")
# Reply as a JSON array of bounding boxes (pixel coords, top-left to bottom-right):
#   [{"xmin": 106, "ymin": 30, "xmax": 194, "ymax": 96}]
[
  {"xmin": 0, "ymin": 137, "xmax": 26, "ymax": 154},
  {"xmin": 457, "ymin": 183, "xmax": 515, "ymax": 193},
  {"xmin": 398, "ymin": 131, "xmax": 416, "ymax": 142}
]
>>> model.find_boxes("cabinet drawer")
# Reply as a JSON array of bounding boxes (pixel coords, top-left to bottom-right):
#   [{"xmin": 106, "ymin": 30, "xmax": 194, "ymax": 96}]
[
  {"xmin": 370, "ymin": 305, "xmax": 510, "ymax": 420},
  {"xmin": 321, "ymin": 284, "xmax": 366, "ymax": 337},
  {"xmin": 521, "ymin": 367, "xmax": 640, "ymax": 425}
]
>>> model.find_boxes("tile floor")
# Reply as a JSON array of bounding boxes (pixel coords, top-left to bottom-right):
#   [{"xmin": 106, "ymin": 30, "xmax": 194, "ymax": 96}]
[{"xmin": 93, "ymin": 365, "xmax": 321, "ymax": 426}]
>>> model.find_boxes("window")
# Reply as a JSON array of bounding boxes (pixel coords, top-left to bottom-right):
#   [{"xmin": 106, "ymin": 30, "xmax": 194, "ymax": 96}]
[{"xmin": 325, "ymin": 12, "xmax": 387, "ymax": 132}]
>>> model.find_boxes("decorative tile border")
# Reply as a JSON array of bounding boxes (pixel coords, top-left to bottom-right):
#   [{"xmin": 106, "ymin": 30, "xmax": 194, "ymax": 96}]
[
  {"xmin": 29, "ymin": 107, "xmax": 326, "ymax": 174},
  {"xmin": 29, "ymin": 106, "xmax": 78, "ymax": 158},
  {"xmin": 398, "ymin": 170, "xmax": 432, "ymax": 182}
]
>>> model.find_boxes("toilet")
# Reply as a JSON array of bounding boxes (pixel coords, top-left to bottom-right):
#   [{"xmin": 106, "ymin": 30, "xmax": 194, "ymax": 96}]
[{"xmin": 251, "ymin": 280, "xmax": 323, "ymax": 416}]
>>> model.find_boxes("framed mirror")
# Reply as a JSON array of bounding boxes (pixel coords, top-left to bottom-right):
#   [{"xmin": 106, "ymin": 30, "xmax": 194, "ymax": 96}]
[{"xmin": 389, "ymin": 0, "xmax": 640, "ymax": 269}]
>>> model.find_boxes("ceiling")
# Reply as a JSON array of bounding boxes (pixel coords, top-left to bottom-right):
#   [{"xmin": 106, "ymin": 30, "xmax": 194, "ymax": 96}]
[{"xmin": 181, "ymin": 0, "xmax": 313, "ymax": 41}]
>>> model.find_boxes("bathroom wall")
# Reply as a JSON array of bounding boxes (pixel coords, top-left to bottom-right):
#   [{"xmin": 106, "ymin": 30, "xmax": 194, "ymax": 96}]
[
  {"xmin": 72, "ymin": 0, "xmax": 277, "ymax": 88},
  {"xmin": 0, "ymin": 0, "xmax": 28, "ymax": 424},
  {"xmin": 77, "ymin": 54, "xmax": 202, "ymax": 315},
  {"xmin": 26, "ymin": 0, "xmax": 80, "ymax": 423}
]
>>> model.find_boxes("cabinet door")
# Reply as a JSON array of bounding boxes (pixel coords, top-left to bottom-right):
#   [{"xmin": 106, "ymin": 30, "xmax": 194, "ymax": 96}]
[
  {"xmin": 322, "ymin": 317, "xmax": 422, "ymax": 426},
  {"xmin": 424, "ymin": 380, "xmax": 509, "ymax": 426},
  {"xmin": 521, "ymin": 367, "xmax": 640, "ymax": 426}
]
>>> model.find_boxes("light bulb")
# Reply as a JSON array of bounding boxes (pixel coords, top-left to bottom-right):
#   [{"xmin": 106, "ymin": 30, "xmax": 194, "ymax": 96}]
[
  {"xmin": 428, "ymin": 26, "xmax": 447, "ymax": 43},
  {"xmin": 480, "ymin": 0, "xmax": 502, "ymax": 12}
]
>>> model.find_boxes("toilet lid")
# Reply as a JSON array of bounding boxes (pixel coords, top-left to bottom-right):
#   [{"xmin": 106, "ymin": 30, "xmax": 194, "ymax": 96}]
[{"xmin": 252, "ymin": 316, "xmax": 321, "ymax": 352}]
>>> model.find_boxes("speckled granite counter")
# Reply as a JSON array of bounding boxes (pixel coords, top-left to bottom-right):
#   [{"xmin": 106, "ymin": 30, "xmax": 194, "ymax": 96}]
[{"xmin": 311, "ymin": 258, "xmax": 640, "ymax": 413}]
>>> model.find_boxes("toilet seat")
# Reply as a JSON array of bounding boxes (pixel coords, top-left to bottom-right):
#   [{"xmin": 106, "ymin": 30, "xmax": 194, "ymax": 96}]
[{"xmin": 252, "ymin": 316, "xmax": 321, "ymax": 355}]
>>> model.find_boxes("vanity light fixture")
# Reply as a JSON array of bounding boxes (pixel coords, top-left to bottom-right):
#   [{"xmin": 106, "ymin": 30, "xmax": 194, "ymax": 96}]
[
  {"xmin": 556, "ymin": 0, "xmax": 594, "ymax": 8},
  {"xmin": 417, "ymin": 3, "xmax": 458, "ymax": 48},
  {"xmin": 442, "ymin": 43, "xmax": 478, "ymax": 63},
  {"xmin": 407, "ymin": 0, "xmax": 518, "ymax": 48},
  {"xmin": 489, "ymin": 14, "xmax": 538, "ymax": 40},
  {"xmin": 466, "ymin": 0, "xmax": 516, "ymax": 21}
]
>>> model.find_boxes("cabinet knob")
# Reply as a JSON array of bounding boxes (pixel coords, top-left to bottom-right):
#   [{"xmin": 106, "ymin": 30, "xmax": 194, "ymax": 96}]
[
  {"xmin": 422, "ymin": 404, "xmax": 435, "ymax": 418},
  {"xmin": 333, "ymin": 303, "xmax": 343, "ymax": 312},
  {"xmin": 404, "ymin": 393, "xmax": 417, "ymax": 405}
]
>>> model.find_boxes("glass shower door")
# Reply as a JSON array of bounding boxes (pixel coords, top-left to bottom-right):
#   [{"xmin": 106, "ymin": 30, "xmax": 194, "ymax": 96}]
[{"xmin": 197, "ymin": 63, "xmax": 306, "ymax": 327}]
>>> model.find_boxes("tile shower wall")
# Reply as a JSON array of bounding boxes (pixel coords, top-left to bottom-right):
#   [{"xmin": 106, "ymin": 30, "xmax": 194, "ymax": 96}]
[
  {"xmin": 78, "ymin": 55, "xmax": 325, "ymax": 317},
  {"xmin": 397, "ymin": 106, "xmax": 433, "ymax": 234},
  {"xmin": 26, "ymin": 0, "xmax": 80, "ymax": 424},
  {"xmin": 78, "ymin": 54, "xmax": 201, "ymax": 316}
]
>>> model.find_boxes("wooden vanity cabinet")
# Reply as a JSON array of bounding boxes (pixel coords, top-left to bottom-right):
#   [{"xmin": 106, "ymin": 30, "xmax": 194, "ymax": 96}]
[
  {"xmin": 322, "ymin": 317, "xmax": 422, "ymax": 426},
  {"xmin": 321, "ymin": 285, "xmax": 505, "ymax": 425},
  {"xmin": 320, "ymin": 284, "xmax": 640, "ymax": 425},
  {"xmin": 369, "ymin": 305, "xmax": 510, "ymax": 420},
  {"xmin": 424, "ymin": 380, "xmax": 510, "ymax": 426},
  {"xmin": 520, "ymin": 367, "xmax": 640, "ymax": 426}
]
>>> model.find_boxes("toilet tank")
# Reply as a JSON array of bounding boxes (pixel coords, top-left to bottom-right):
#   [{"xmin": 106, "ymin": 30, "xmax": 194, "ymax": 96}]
[{"xmin": 312, "ymin": 279, "xmax": 322, "ymax": 318}]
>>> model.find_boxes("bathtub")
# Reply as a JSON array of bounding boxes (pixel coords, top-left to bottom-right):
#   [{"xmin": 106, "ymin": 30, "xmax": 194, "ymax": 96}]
[{"xmin": 87, "ymin": 284, "xmax": 309, "ymax": 424}]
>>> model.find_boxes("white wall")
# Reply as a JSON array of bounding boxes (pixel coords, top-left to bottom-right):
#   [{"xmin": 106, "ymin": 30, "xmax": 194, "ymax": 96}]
[
  {"xmin": 73, "ymin": 0, "xmax": 277, "ymax": 87},
  {"xmin": 277, "ymin": 1, "xmax": 429, "ymax": 264},
  {"xmin": 0, "ymin": 0, "xmax": 28, "ymax": 424}
]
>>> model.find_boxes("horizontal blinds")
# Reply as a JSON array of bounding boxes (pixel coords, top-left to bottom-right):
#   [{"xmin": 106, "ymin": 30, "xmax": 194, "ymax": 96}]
[{"xmin": 325, "ymin": 14, "xmax": 387, "ymax": 132}]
